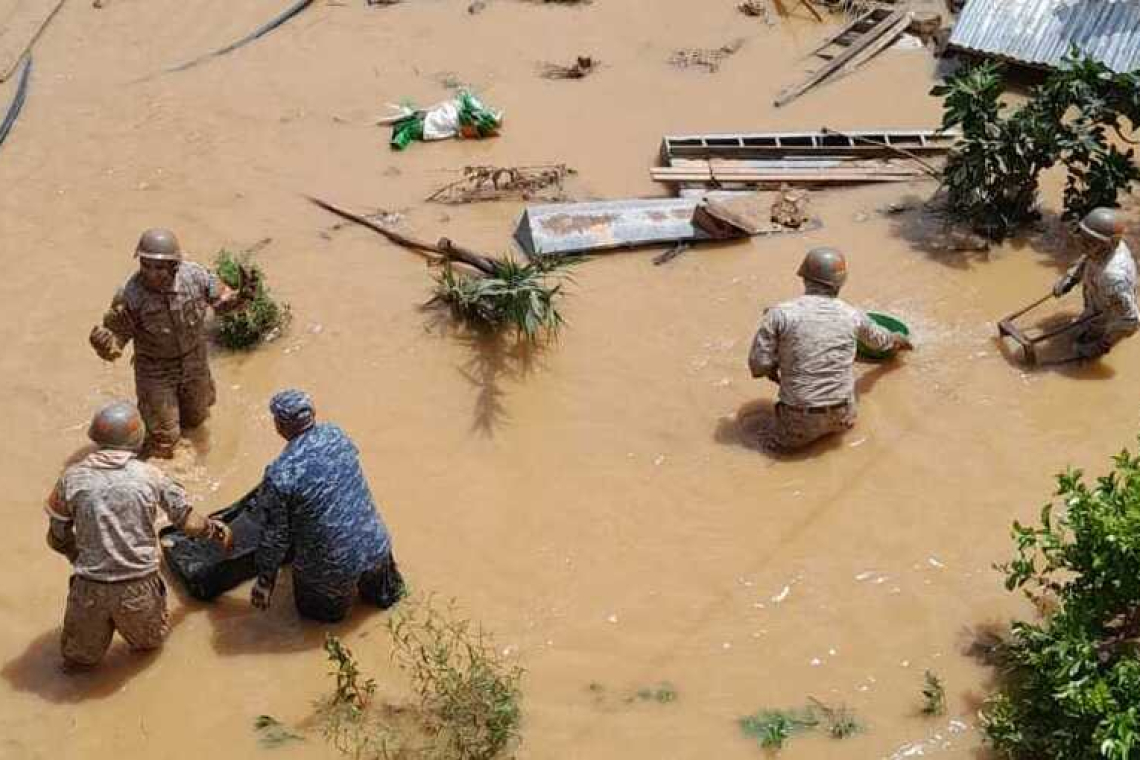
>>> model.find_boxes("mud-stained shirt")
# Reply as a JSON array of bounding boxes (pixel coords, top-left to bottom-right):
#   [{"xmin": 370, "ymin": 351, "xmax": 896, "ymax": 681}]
[
  {"xmin": 1080, "ymin": 241, "xmax": 1139, "ymax": 346},
  {"xmin": 45, "ymin": 450, "xmax": 192, "ymax": 582},
  {"xmin": 256, "ymin": 423, "xmax": 391, "ymax": 589},
  {"xmin": 103, "ymin": 261, "xmax": 223, "ymax": 360},
  {"xmin": 749, "ymin": 294, "xmax": 897, "ymax": 408}
]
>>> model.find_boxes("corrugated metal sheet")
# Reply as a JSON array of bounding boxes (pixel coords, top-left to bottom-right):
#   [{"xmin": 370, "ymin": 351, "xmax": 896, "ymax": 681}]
[{"xmin": 949, "ymin": 0, "xmax": 1140, "ymax": 73}]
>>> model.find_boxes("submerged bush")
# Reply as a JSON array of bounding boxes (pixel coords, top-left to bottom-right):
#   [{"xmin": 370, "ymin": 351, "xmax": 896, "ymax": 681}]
[
  {"xmin": 430, "ymin": 255, "xmax": 577, "ymax": 343},
  {"xmin": 213, "ymin": 249, "xmax": 291, "ymax": 349},
  {"xmin": 388, "ymin": 597, "xmax": 524, "ymax": 760},
  {"xmin": 983, "ymin": 443, "xmax": 1140, "ymax": 759}
]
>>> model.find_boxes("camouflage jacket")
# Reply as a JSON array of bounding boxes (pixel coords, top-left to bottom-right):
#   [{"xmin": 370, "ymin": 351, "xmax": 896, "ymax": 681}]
[
  {"xmin": 749, "ymin": 294, "xmax": 896, "ymax": 408},
  {"xmin": 255, "ymin": 423, "xmax": 392, "ymax": 589},
  {"xmin": 102, "ymin": 261, "xmax": 223, "ymax": 360},
  {"xmin": 1078, "ymin": 241, "xmax": 1139, "ymax": 347},
  {"xmin": 46, "ymin": 450, "xmax": 191, "ymax": 582}
]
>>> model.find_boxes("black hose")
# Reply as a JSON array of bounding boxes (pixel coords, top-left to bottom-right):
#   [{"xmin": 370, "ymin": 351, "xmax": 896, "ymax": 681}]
[
  {"xmin": 0, "ymin": 56, "xmax": 32, "ymax": 151},
  {"xmin": 166, "ymin": 0, "xmax": 315, "ymax": 74}
]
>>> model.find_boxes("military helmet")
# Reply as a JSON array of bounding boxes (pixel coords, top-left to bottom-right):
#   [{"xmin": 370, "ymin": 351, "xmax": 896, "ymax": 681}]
[
  {"xmin": 797, "ymin": 246, "xmax": 848, "ymax": 290},
  {"xmin": 134, "ymin": 228, "xmax": 182, "ymax": 261},
  {"xmin": 87, "ymin": 401, "xmax": 146, "ymax": 451},
  {"xmin": 1078, "ymin": 208, "xmax": 1126, "ymax": 243}
]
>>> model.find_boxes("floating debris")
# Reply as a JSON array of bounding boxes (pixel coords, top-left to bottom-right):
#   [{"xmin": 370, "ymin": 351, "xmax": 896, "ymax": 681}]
[
  {"xmin": 669, "ymin": 39, "xmax": 744, "ymax": 73},
  {"xmin": 427, "ymin": 164, "xmax": 573, "ymax": 204},
  {"xmin": 539, "ymin": 55, "xmax": 597, "ymax": 79}
]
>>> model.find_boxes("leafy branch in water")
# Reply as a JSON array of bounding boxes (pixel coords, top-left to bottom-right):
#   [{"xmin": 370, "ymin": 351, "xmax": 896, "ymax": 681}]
[
  {"xmin": 933, "ymin": 52, "xmax": 1140, "ymax": 241},
  {"xmin": 213, "ymin": 249, "xmax": 291, "ymax": 349},
  {"xmin": 429, "ymin": 254, "xmax": 579, "ymax": 343},
  {"xmin": 982, "ymin": 443, "xmax": 1140, "ymax": 759}
]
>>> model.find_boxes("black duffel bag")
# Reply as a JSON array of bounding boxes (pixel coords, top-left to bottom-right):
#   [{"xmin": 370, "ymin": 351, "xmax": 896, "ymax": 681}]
[{"xmin": 160, "ymin": 487, "xmax": 267, "ymax": 601}]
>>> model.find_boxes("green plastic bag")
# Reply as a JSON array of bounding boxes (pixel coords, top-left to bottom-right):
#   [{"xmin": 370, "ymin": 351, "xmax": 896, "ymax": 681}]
[
  {"xmin": 455, "ymin": 90, "xmax": 502, "ymax": 138},
  {"xmin": 389, "ymin": 114, "xmax": 425, "ymax": 151}
]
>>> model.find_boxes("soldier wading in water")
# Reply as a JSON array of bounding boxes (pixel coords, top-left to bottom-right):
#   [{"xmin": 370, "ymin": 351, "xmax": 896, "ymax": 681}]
[{"xmin": 89, "ymin": 228, "xmax": 257, "ymax": 458}]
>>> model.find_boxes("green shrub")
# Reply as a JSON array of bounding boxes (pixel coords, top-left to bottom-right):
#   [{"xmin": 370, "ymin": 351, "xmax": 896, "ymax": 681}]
[
  {"xmin": 933, "ymin": 53, "xmax": 1140, "ymax": 241},
  {"xmin": 388, "ymin": 597, "xmax": 524, "ymax": 760},
  {"xmin": 213, "ymin": 249, "xmax": 291, "ymax": 349},
  {"xmin": 983, "ymin": 443, "xmax": 1140, "ymax": 759},
  {"xmin": 430, "ymin": 255, "xmax": 577, "ymax": 343}
]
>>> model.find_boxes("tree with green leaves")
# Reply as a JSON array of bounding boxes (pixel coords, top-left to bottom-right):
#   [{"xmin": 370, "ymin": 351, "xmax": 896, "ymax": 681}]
[
  {"xmin": 984, "ymin": 443, "xmax": 1140, "ymax": 759},
  {"xmin": 933, "ymin": 53, "xmax": 1140, "ymax": 241}
]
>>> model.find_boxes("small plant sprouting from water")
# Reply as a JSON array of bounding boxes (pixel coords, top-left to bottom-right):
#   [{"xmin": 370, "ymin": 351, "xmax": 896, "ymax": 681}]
[
  {"xmin": 921, "ymin": 670, "xmax": 946, "ymax": 716},
  {"xmin": 213, "ymin": 249, "xmax": 291, "ymax": 350},
  {"xmin": 253, "ymin": 715, "xmax": 304, "ymax": 748},
  {"xmin": 387, "ymin": 596, "xmax": 524, "ymax": 760},
  {"xmin": 634, "ymin": 682, "xmax": 678, "ymax": 704},
  {"xmin": 739, "ymin": 707, "xmax": 818, "ymax": 749},
  {"xmin": 315, "ymin": 635, "xmax": 398, "ymax": 760},
  {"xmin": 739, "ymin": 700, "xmax": 862, "ymax": 750},
  {"xmin": 809, "ymin": 697, "xmax": 863, "ymax": 738}
]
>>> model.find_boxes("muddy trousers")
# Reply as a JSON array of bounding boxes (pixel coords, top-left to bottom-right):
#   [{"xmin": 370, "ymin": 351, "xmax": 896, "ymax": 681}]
[
  {"xmin": 135, "ymin": 344, "xmax": 217, "ymax": 455},
  {"xmin": 773, "ymin": 401, "xmax": 855, "ymax": 452},
  {"xmin": 292, "ymin": 552, "xmax": 407, "ymax": 623},
  {"xmin": 61, "ymin": 574, "xmax": 169, "ymax": 667}
]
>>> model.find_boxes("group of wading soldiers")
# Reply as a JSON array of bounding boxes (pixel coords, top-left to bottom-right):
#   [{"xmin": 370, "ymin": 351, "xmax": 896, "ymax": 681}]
[
  {"xmin": 44, "ymin": 207, "xmax": 1137, "ymax": 669},
  {"xmin": 46, "ymin": 229, "xmax": 405, "ymax": 669}
]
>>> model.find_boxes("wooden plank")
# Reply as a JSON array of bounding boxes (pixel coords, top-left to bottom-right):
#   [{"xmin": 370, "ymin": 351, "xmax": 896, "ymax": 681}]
[
  {"xmin": 0, "ymin": 0, "xmax": 66, "ymax": 82},
  {"xmin": 833, "ymin": 11, "xmax": 912, "ymax": 79},
  {"xmin": 803, "ymin": 8, "xmax": 879, "ymax": 58},
  {"xmin": 775, "ymin": 8, "xmax": 907, "ymax": 108}
]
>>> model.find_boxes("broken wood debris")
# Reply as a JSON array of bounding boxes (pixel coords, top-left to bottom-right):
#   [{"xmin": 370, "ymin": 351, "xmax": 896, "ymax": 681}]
[
  {"xmin": 669, "ymin": 39, "xmax": 744, "ymax": 73},
  {"xmin": 653, "ymin": 128, "xmax": 951, "ymax": 189},
  {"xmin": 737, "ymin": 0, "xmax": 774, "ymax": 23},
  {"xmin": 308, "ymin": 195, "xmax": 499, "ymax": 275},
  {"xmin": 775, "ymin": 7, "xmax": 912, "ymax": 107},
  {"xmin": 539, "ymin": 56, "xmax": 597, "ymax": 80},
  {"xmin": 770, "ymin": 186, "xmax": 811, "ymax": 229},
  {"xmin": 426, "ymin": 164, "xmax": 574, "ymax": 204},
  {"xmin": 651, "ymin": 158, "xmax": 929, "ymax": 188},
  {"xmin": 660, "ymin": 129, "xmax": 958, "ymax": 162}
]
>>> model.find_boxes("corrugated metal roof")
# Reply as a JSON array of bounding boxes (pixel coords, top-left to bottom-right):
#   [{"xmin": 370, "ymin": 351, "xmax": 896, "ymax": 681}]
[{"xmin": 949, "ymin": 0, "xmax": 1140, "ymax": 73}]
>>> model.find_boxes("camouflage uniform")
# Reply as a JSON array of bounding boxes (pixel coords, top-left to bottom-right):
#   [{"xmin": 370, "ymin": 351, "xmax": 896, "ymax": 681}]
[
  {"xmin": 749, "ymin": 294, "xmax": 897, "ymax": 451},
  {"xmin": 1071, "ymin": 241, "xmax": 1139, "ymax": 357},
  {"xmin": 256, "ymin": 422, "xmax": 404, "ymax": 622},
  {"xmin": 100, "ymin": 261, "xmax": 223, "ymax": 453},
  {"xmin": 45, "ymin": 449, "xmax": 192, "ymax": 666}
]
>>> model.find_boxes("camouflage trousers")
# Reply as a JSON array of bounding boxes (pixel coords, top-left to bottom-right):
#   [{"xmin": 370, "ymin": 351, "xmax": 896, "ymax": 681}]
[
  {"xmin": 61, "ymin": 574, "xmax": 169, "ymax": 667},
  {"xmin": 292, "ymin": 552, "xmax": 407, "ymax": 623},
  {"xmin": 135, "ymin": 343, "xmax": 216, "ymax": 455},
  {"xmin": 772, "ymin": 401, "xmax": 855, "ymax": 452}
]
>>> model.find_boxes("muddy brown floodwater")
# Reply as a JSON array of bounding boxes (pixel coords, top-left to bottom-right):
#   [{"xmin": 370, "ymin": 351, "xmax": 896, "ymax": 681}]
[{"xmin": 2, "ymin": 1, "xmax": 1140, "ymax": 759}]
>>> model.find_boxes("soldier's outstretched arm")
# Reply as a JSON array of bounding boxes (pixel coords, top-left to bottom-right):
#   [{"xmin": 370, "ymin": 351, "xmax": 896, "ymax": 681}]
[
  {"xmin": 153, "ymin": 469, "xmax": 232, "ymax": 550},
  {"xmin": 856, "ymin": 313, "xmax": 910, "ymax": 354}
]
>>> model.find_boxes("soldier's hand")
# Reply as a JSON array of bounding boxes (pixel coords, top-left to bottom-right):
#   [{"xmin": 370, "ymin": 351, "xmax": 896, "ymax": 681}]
[
  {"xmin": 251, "ymin": 576, "xmax": 274, "ymax": 611},
  {"xmin": 89, "ymin": 326, "xmax": 122, "ymax": 361},
  {"xmin": 204, "ymin": 519, "xmax": 234, "ymax": 554}
]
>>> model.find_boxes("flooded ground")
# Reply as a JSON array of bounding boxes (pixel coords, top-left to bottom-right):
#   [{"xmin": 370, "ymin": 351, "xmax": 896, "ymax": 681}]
[{"xmin": 2, "ymin": 1, "xmax": 1139, "ymax": 758}]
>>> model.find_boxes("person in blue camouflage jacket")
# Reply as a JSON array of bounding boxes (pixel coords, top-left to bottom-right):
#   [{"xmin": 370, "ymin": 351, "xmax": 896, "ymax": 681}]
[{"xmin": 250, "ymin": 389, "xmax": 405, "ymax": 622}]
